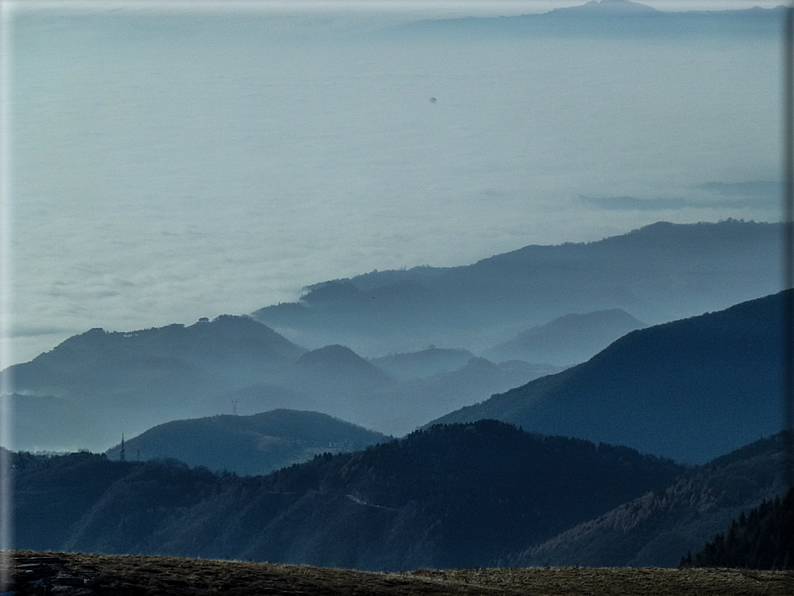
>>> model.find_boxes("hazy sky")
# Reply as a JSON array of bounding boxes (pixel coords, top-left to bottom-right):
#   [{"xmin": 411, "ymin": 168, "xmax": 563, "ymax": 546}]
[{"xmin": 4, "ymin": 0, "xmax": 785, "ymax": 364}]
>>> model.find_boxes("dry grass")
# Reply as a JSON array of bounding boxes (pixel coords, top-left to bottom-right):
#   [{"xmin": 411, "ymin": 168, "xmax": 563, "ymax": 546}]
[{"xmin": 5, "ymin": 551, "xmax": 793, "ymax": 595}]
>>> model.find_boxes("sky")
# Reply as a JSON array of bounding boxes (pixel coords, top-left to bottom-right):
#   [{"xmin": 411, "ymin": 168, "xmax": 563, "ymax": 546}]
[{"xmin": 2, "ymin": 0, "xmax": 787, "ymax": 365}]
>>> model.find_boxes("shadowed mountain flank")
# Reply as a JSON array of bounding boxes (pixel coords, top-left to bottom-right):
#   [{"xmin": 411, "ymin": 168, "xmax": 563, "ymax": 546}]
[
  {"xmin": 13, "ymin": 422, "xmax": 683, "ymax": 570},
  {"xmin": 511, "ymin": 433, "xmax": 789, "ymax": 568},
  {"xmin": 431, "ymin": 290, "xmax": 788, "ymax": 463}
]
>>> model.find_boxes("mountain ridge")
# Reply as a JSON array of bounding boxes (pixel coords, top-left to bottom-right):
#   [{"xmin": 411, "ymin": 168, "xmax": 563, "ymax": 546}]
[
  {"xmin": 104, "ymin": 409, "xmax": 389, "ymax": 476},
  {"xmin": 483, "ymin": 309, "xmax": 646, "ymax": 365},
  {"xmin": 7, "ymin": 316, "xmax": 554, "ymax": 450},
  {"xmin": 13, "ymin": 421, "xmax": 685, "ymax": 570},
  {"xmin": 430, "ymin": 290, "xmax": 788, "ymax": 463},
  {"xmin": 252, "ymin": 221, "xmax": 782, "ymax": 357},
  {"xmin": 17, "ymin": 426, "xmax": 790, "ymax": 570},
  {"xmin": 392, "ymin": 3, "xmax": 784, "ymax": 40}
]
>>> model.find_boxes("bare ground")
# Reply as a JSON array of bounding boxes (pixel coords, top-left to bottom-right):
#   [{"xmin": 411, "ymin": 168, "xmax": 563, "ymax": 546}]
[{"xmin": 3, "ymin": 551, "xmax": 793, "ymax": 595}]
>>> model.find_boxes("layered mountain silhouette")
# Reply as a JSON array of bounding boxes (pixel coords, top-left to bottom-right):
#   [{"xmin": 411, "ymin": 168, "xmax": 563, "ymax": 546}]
[
  {"xmin": 16, "ymin": 424, "xmax": 792, "ymax": 570},
  {"xmin": 432, "ymin": 290, "xmax": 788, "ymax": 463},
  {"xmin": 13, "ymin": 421, "xmax": 685, "ymax": 569},
  {"xmin": 252, "ymin": 221, "xmax": 781, "ymax": 357},
  {"xmin": 483, "ymin": 309, "xmax": 646, "ymax": 366},
  {"xmin": 6, "ymin": 221, "xmax": 785, "ymax": 454},
  {"xmin": 104, "ymin": 409, "xmax": 388, "ymax": 476},
  {"xmin": 369, "ymin": 347, "xmax": 477, "ymax": 381},
  {"xmin": 359, "ymin": 358, "xmax": 565, "ymax": 435},
  {"xmin": 7, "ymin": 317, "xmax": 551, "ymax": 451},
  {"xmin": 9, "ymin": 316, "xmax": 308, "ymax": 451}
]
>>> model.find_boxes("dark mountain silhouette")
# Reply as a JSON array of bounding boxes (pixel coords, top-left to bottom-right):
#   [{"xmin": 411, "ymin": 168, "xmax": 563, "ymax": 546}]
[
  {"xmin": 252, "ymin": 221, "xmax": 782, "ymax": 357},
  {"xmin": 104, "ymin": 409, "xmax": 388, "ymax": 476},
  {"xmin": 23, "ymin": 314, "xmax": 307, "ymax": 383},
  {"xmin": 512, "ymin": 432, "xmax": 789, "ymax": 568},
  {"xmin": 483, "ymin": 309, "xmax": 646, "ymax": 366},
  {"xmin": 13, "ymin": 421, "xmax": 684, "ymax": 570},
  {"xmin": 431, "ymin": 290, "xmax": 788, "ymax": 463},
  {"xmin": 681, "ymin": 484, "xmax": 794, "ymax": 570},
  {"xmin": 12, "ymin": 315, "xmax": 307, "ymax": 400}
]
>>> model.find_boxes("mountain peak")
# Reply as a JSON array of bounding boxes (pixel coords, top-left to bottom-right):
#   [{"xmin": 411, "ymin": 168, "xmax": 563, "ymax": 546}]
[
  {"xmin": 292, "ymin": 345, "xmax": 396, "ymax": 386},
  {"xmin": 295, "ymin": 344, "xmax": 365, "ymax": 366},
  {"xmin": 547, "ymin": 0, "xmax": 658, "ymax": 15}
]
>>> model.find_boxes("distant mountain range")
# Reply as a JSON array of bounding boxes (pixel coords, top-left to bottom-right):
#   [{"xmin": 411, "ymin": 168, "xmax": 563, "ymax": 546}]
[
  {"xmin": 369, "ymin": 347, "xmax": 476, "ymax": 381},
  {"xmin": 431, "ymin": 290, "xmax": 788, "ymax": 464},
  {"xmin": 5, "ymin": 220, "xmax": 785, "ymax": 455},
  {"xmin": 252, "ymin": 221, "xmax": 781, "ymax": 358},
  {"xmin": 7, "ymin": 317, "xmax": 554, "ymax": 452},
  {"xmin": 104, "ymin": 409, "xmax": 389, "ymax": 476},
  {"xmin": 13, "ymin": 423, "xmax": 789, "ymax": 570},
  {"xmin": 395, "ymin": 1, "xmax": 785, "ymax": 39},
  {"xmin": 547, "ymin": 0, "xmax": 659, "ymax": 15}
]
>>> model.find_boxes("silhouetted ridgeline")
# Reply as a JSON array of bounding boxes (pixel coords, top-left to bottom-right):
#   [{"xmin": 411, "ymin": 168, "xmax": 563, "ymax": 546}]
[
  {"xmin": 253, "ymin": 221, "xmax": 781, "ymax": 356},
  {"xmin": 432, "ymin": 289, "xmax": 789, "ymax": 463},
  {"xmin": 483, "ymin": 309, "xmax": 645, "ymax": 366},
  {"xmin": 104, "ymin": 409, "xmax": 389, "ymax": 476},
  {"xmin": 14, "ymin": 421, "xmax": 684, "ymax": 570},
  {"xmin": 8, "ymin": 316, "xmax": 553, "ymax": 451},
  {"xmin": 7, "ymin": 221, "xmax": 783, "ymax": 452}
]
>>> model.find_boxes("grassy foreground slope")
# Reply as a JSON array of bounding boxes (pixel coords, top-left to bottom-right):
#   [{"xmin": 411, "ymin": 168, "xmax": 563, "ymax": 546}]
[{"xmin": 5, "ymin": 551, "xmax": 793, "ymax": 596}]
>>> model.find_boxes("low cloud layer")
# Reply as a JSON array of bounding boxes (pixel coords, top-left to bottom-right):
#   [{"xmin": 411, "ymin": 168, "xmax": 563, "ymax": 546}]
[{"xmin": 7, "ymin": 9, "xmax": 783, "ymax": 364}]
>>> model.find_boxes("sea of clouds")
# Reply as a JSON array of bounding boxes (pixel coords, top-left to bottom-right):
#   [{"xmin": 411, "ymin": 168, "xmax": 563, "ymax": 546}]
[{"xmin": 7, "ymin": 3, "xmax": 783, "ymax": 364}]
